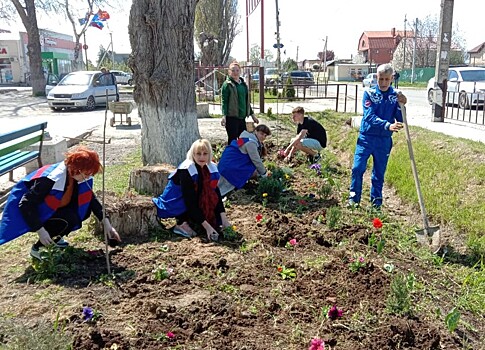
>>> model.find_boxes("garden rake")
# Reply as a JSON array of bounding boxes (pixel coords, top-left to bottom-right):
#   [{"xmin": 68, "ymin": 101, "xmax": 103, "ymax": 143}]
[{"xmin": 399, "ymin": 103, "xmax": 441, "ymax": 253}]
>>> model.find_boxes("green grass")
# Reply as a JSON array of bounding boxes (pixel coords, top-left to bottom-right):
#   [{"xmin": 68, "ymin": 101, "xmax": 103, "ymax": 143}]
[{"xmin": 93, "ymin": 147, "xmax": 142, "ymax": 195}]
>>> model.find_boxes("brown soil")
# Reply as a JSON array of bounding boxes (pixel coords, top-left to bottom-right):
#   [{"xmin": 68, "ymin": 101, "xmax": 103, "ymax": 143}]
[{"xmin": 0, "ymin": 127, "xmax": 482, "ymax": 350}]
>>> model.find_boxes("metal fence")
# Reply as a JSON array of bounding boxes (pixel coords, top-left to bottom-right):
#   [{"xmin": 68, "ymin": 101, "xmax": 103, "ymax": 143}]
[
  {"xmin": 194, "ymin": 65, "xmax": 359, "ymax": 115},
  {"xmin": 445, "ymin": 91, "xmax": 485, "ymax": 126}
]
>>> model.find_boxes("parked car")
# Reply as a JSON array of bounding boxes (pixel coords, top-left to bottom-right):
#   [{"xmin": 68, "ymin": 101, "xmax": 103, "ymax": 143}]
[
  {"xmin": 264, "ymin": 68, "xmax": 280, "ymax": 85},
  {"xmin": 362, "ymin": 73, "xmax": 377, "ymax": 88},
  {"xmin": 45, "ymin": 73, "xmax": 59, "ymax": 96},
  {"xmin": 426, "ymin": 67, "xmax": 485, "ymax": 108},
  {"xmin": 281, "ymin": 71, "xmax": 314, "ymax": 86},
  {"xmin": 110, "ymin": 70, "xmax": 133, "ymax": 85},
  {"xmin": 47, "ymin": 71, "xmax": 118, "ymax": 111}
]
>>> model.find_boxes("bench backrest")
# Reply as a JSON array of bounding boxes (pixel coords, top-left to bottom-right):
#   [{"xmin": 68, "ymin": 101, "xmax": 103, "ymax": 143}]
[{"xmin": 0, "ymin": 122, "xmax": 48, "ymax": 158}]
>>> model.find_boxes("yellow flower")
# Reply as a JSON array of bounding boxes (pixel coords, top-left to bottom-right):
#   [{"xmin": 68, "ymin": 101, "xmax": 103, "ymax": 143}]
[
  {"xmin": 232, "ymin": 225, "xmax": 237, "ymax": 231},
  {"xmin": 262, "ymin": 193, "xmax": 268, "ymax": 197},
  {"xmin": 284, "ymin": 174, "xmax": 290, "ymax": 179}
]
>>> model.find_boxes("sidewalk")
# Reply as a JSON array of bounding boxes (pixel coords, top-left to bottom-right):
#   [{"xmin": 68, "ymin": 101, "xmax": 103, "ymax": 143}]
[{"xmin": 207, "ymin": 100, "xmax": 485, "ymax": 144}]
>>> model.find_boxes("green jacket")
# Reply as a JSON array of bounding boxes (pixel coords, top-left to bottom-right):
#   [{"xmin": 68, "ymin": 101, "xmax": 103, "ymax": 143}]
[{"xmin": 221, "ymin": 76, "xmax": 253, "ymax": 119}]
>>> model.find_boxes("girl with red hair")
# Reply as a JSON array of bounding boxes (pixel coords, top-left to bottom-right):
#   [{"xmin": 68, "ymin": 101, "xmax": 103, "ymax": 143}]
[{"xmin": 0, "ymin": 146, "xmax": 121, "ymax": 260}]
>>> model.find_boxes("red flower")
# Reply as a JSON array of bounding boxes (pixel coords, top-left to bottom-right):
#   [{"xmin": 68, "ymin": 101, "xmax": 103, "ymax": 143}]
[
  {"xmin": 372, "ymin": 218, "xmax": 383, "ymax": 229},
  {"xmin": 298, "ymin": 199, "xmax": 308, "ymax": 206},
  {"xmin": 277, "ymin": 266, "xmax": 283, "ymax": 272},
  {"xmin": 256, "ymin": 213, "xmax": 263, "ymax": 222},
  {"xmin": 166, "ymin": 331, "xmax": 175, "ymax": 339}
]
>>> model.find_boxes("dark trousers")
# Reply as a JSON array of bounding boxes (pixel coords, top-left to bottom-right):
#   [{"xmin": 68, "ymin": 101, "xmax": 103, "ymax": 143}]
[
  {"xmin": 34, "ymin": 206, "xmax": 81, "ymax": 248},
  {"xmin": 225, "ymin": 117, "xmax": 247, "ymax": 144}
]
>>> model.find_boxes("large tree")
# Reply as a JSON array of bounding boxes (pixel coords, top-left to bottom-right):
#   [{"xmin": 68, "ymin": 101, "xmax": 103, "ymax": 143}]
[
  {"xmin": 129, "ymin": 0, "xmax": 200, "ymax": 166},
  {"xmin": 4, "ymin": 0, "xmax": 46, "ymax": 95},
  {"xmin": 194, "ymin": 0, "xmax": 239, "ymax": 66}
]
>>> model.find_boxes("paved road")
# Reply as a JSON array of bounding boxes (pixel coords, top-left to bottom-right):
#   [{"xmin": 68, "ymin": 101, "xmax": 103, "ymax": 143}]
[
  {"xmin": 2, "ymin": 85, "xmax": 485, "ymax": 144},
  {"xmin": 0, "ymin": 90, "xmax": 140, "ymax": 141}
]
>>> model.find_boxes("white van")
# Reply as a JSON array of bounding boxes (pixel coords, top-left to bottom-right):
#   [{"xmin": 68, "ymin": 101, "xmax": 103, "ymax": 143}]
[{"xmin": 47, "ymin": 71, "xmax": 119, "ymax": 111}]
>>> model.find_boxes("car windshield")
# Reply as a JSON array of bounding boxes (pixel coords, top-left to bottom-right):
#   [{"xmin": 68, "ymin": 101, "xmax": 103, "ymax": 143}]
[
  {"xmin": 265, "ymin": 68, "xmax": 277, "ymax": 75},
  {"xmin": 460, "ymin": 70, "xmax": 485, "ymax": 82},
  {"xmin": 59, "ymin": 73, "xmax": 93, "ymax": 86},
  {"xmin": 291, "ymin": 71, "xmax": 310, "ymax": 77}
]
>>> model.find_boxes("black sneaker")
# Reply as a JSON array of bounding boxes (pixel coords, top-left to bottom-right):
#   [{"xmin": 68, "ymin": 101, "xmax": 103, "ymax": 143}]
[{"xmin": 307, "ymin": 153, "xmax": 321, "ymax": 163}]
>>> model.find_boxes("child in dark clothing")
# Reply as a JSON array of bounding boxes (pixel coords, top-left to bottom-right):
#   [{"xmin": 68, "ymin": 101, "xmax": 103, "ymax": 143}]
[
  {"xmin": 152, "ymin": 139, "xmax": 231, "ymax": 241},
  {"xmin": 284, "ymin": 106, "xmax": 327, "ymax": 163}
]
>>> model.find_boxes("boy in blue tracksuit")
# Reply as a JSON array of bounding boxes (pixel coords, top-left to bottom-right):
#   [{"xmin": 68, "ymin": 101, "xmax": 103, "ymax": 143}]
[{"xmin": 349, "ymin": 63, "xmax": 407, "ymax": 208}]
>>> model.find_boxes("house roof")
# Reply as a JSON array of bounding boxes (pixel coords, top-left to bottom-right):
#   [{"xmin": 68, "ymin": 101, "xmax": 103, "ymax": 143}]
[
  {"xmin": 368, "ymin": 38, "xmax": 398, "ymax": 49},
  {"xmin": 364, "ymin": 30, "xmax": 414, "ymax": 38},
  {"xmin": 468, "ymin": 42, "xmax": 485, "ymax": 53}
]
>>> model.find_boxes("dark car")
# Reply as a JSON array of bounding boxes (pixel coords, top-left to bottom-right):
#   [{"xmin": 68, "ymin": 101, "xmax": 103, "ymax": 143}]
[{"xmin": 281, "ymin": 71, "xmax": 314, "ymax": 86}]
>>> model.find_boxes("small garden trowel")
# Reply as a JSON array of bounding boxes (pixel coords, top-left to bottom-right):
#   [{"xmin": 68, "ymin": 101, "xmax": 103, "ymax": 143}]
[{"xmin": 399, "ymin": 103, "xmax": 441, "ymax": 253}]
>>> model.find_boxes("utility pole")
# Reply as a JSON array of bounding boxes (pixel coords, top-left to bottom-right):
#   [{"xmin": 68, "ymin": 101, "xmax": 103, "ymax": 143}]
[
  {"xmin": 110, "ymin": 32, "xmax": 115, "ymax": 69},
  {"xmin": 275, "ymin": 0, "xmax": 281, "ymax": 72},
  {"xmin": 259, "ymin": 0, "xmax": 265, "ymax": 114},
  {"xmin": 403, "ymin": 15, "xmax": 407, "ymax": 69},
  {"xmin": 296, "ymin": 45, "xmax": 299, "ymax": 65},
  {"xmin": 432, "ymin": 0, "xmax": 454, "ymax": 122},
  {"xmin": 323, "ymin": 36, "xmax": 328, "ymax": 84},
  {"xmin": 411, "ymin": 18, "xmax": 418, "ymax": 83}
]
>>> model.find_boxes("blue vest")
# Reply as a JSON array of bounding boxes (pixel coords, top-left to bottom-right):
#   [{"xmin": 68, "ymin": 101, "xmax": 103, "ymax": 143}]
[
  {"xmin": 152, "ymin": 160, "xmax": 220, "ymax": 218},
  {"xmin": 218, "ymin": 137, "xmax": 258, "ymax": 189},
  {"xmin": 0, "ymin": 162, "xmax": 94, "ymax": 245}
]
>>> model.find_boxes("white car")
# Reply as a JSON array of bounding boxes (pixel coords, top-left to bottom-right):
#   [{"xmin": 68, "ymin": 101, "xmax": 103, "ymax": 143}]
[
  {"xmin": 47, "ymin": 71, "xmax": 119, "ymax": 111},
  {"xmin": 427, "ymin": 67, "xmax": 485, "ymax": 108},
  {"xmin": 110, "ymin": 70, "xmax": 133, "ymax": 85},
  {"xmin": 362, "ymin": 73, "xmax": 377, "ymax": 88}
]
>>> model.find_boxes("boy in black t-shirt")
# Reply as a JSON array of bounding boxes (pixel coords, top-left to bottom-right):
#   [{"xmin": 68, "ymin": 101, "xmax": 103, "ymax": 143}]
[{"xmin": 284, "ymin": 106, "xmax": 327, "ymax": 163}]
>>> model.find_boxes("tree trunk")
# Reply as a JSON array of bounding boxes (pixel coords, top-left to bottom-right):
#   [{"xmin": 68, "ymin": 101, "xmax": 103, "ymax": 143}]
[
  {"xmin": 129, "ymin": 164, "xmax": 176, "ymax": 197},
  {"xmin": 128, "ymin": 0, "xmax": 200, "ymax": 166},
  {"xmin": 94, "ymin": 192, "xmax": 159, "ymax": 238},
  {"xmin": 11, "ymin": 0, "xmax": 45, "ymax": 96}
]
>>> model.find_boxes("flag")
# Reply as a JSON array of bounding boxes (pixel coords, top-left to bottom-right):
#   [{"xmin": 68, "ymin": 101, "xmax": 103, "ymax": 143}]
[
  {"xmin": 97, "ymin": 9, "xmax": 110, "ymax": 20},
  {"xmin": 90, "ymin": 21, "xmax": 104, "ymax": 30}
]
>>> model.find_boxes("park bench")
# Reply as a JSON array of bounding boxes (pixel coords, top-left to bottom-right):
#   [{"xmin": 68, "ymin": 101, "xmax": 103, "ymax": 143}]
[{"xmin": 0, "ymin": 122, "xmax": 48, "ymax": 206}]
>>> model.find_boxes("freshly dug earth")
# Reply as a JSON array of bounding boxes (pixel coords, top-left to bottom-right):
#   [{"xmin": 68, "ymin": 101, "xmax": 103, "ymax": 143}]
[{"xmin": 0, "ymin": 127, "xmax": 482, "ymax": 350}]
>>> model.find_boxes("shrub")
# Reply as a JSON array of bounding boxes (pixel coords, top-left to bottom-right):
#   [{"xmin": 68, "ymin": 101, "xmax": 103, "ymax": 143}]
[
  {"xmin": 386, "ymin": 273, "xmax": 415, "ymax": 316},
  {"xmin": 283, "ymin": 76, "xmax": 295, "ymax": 100},
  {"xmin": 257, "ymin": 176, "xmax": 285, "ymax": 202}
]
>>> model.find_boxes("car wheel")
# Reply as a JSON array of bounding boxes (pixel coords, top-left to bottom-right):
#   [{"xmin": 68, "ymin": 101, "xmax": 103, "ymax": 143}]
[
  {"xmin": 458, "ymin": 91, "xmax": 469, "ymax": 109},
  {"xmin": 50, "ymin": 107, "xmax": 61, "ymax": 111},
  {"xmin": 128, "ymin": 79, "xmax": 133, "ymax": 86},
  {"xmin": 84, "ymin": 96, "xmax": 96, "ymax": 111},
  {"xmin": 427, "ymin": 89, "xmax": 434, "ymax": 105}
]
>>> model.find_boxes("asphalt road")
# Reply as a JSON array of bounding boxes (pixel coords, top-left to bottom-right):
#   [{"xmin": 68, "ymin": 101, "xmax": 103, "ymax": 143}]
[{"xmin": 0, "ymin": 90, "xmax": 140, "ymax": 141}]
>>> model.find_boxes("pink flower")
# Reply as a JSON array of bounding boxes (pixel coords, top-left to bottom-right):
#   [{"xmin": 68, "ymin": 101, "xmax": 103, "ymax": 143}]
[
  {"xmin": 166, "ymin": 331, "xmax": 175, "ymax": 339},
  {"xmin": 289, "ymin": 238, "xmax": 297, "ymax": 246},
  {"xmin": 309, "ymin": 337, "xmax": 325, "ymax": 350},
  {"xmin": 358, "ymin": 256, "xmax": 365, "ymax": 263},
  {"xmin": 277, "ymin": 149, "xmax": 286, "ymax": 159},
  {"xmin": 328, "ymin": 305, "xmax": 344, "ymax": 320},
  {"xmin": 256, "ymin": 213, "xmax": 263, "ymax": 222}
]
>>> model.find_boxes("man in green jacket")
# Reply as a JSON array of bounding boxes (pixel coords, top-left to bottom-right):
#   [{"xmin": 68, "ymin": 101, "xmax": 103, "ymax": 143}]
[{"xmin": 221, "ymin": 61, "xmax": 259, "ymax": 144}]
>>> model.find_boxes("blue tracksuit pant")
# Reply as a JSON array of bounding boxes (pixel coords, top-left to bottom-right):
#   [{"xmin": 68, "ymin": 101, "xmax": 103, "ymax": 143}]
[{"xmin": 350, "ymin": 134, "xmax": 392, "ymax": 207}]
